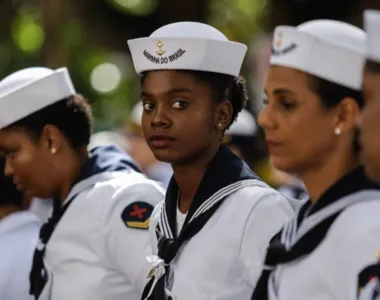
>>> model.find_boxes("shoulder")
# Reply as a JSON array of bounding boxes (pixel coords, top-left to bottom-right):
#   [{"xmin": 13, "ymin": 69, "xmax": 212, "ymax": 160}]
[
  {"xmin": 322, "ymin": 199, "xmax": 380, "ymax": 271},
  {"xmin": 85, "ymin": 171, "xmax": 165, "ymax": 206},
  {"xmin": 331, "ymin": 199, "xmax": 380, "ymax": 238},
  {"xmin": 82, "ymin": 171, "xmax": 165, "ymax": 229},
  {"xmin": 227, "ymin": 183, "xmax": 296, "ymax": 218}
]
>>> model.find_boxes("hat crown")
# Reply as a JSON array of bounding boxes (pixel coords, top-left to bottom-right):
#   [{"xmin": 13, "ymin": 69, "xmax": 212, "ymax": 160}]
[
  {"xmin": 227, "ymin": 109, "xmax": 257, "ymax": 136},
  {"xmin": 270, "ymin": 19, "xmax": 366, "ymax": 90},
  {"xmin": 297, "ymin": 20, "xmax": 366, "ymax": 54},
  {"xmin": 364, "ymin": 10, "xmax": 380, "ymax": 63},
  {"xmin": 150, "ymin": 22, "xmax": 228, "ymax": 41},
  {"xmin": 0, "ymin": 67, "xmax": 54, "ymax": 97},
  {"xmin": 130, "ymin": 102, "xmax": 143, "ymax": 126}
]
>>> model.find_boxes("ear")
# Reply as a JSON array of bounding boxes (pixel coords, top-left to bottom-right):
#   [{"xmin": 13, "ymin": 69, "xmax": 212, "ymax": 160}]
[
  {"xmin": 40, "ymin": 125, "xmax": 62, "ymax": 154},
  {"xmin": 335, "ymin": 97, "xmax": 360, "ymax": 133},
  {"xmin": 215, "ymin": 100, "xmax": 233, "ymax": 131}
]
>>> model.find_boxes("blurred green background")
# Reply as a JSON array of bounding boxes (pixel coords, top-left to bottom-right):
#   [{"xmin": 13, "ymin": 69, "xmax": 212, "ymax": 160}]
[{"xmin": 0, "ymin": 0, "xmax": 378, "ymax": 132}]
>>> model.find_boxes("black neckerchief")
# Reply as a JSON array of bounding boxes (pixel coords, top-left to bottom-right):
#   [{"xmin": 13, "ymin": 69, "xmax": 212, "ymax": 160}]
[
  {"xmin": 251, "ymin": 167, "xmax": 380, "ymax": 300},
  {"xmin": 29, "ymin": 197, "xmax": 75, "ymax": 298},
  {"xmin": 142, "ymin": 146, "xmax": 262, "ymax": 300},
  {"xmin": 29, "ymin": 145, "xmax": 141, "ymax": 299},
  {"xmin": 358, "ymin": 258, "xmax": 380, "ymax": 300}
]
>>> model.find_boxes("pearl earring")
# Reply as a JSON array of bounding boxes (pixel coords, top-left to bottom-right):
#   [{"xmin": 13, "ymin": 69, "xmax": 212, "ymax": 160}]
[
  {"xmin": 334, "ymin": 128, "xmax": 342, "ymax": 136},
  {"xmin": 218, "ymin": 123, "xmax": 223, "ymax": 128},
  {"xmin": 51, "ymin": 148, "xmax": 56, "ymax": 154}
]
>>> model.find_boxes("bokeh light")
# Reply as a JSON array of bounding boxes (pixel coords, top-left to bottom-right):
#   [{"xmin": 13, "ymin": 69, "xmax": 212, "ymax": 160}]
[{"xmin": 90, "ymin": 63, "xmax": 122, "ymax": 94}]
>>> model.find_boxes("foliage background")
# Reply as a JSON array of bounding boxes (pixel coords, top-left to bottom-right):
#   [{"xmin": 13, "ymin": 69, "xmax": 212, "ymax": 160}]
[{"xmin": 0, "ymin": 0, "xmax": 379, "ymax": 132}]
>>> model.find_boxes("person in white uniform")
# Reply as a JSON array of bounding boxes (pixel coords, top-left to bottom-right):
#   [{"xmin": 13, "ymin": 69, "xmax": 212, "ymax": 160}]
[
  {"xmin": 356, "ymin": 10, "xmax": 380, "ymax": 300},
  {"xmin": 0, "ymin": 67, "xmax": 164, "ymax": 300},
  {"xmin": 127, "ymin": 21, "xmax": 294, "ymax": 300},
  {"xmin": 223, "ymin": 108, "xmax": 257, "ymax": 159},
  {"xmin": 0, "ymin": 155, "xmax": 41, "ymax": 300},
  {"xmin": 251, "ymin": 20, "xmax": 380, "ymax": 300}
]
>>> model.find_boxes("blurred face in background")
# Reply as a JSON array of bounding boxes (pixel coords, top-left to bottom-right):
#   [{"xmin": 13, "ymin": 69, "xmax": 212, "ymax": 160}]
[
  {"xmin": 125, "ymin": 127, "xmax": 157, "ymax": 172},
  {"xmin": 360, "ymin": 65, "xmax": 380, "ymax": 182},
  {"xmin": 258, "ymin": 65, "xmax": 343, "ymax": 176}
]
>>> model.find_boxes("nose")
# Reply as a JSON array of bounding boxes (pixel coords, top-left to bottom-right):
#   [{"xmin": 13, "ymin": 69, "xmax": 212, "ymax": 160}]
[
  {"xmin": 4, "ymin": 157, "xmax": 14, "ymax": 178},
  {"xmin": 150, "ymin": 106, "xmax": 171, "ymax": 129},
  {"xmin": 258, "ymin": 105, "xmax": 276, "ymax": 131}
]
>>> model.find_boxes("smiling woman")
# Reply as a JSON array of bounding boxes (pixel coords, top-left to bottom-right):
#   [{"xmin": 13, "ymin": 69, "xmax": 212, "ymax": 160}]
[{"xmin": 128, "ymin": 21, "xmax": 294, "ymax": 300}]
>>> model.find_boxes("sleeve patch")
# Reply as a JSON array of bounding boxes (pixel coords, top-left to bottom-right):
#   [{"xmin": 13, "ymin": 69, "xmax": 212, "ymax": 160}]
[
  {"xmin": 121, "ymin": 201, "xmax": 154, "ymax": 229},
  {"xmin": 357, "ymin": 262, "xmax": 380, "ymax": 296}
]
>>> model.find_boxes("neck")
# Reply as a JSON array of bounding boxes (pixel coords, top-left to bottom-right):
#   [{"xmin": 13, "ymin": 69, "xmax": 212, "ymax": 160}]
[
  {"xmin": 57, "ymin": 147, "xmax": 89, "ymax": 202},
  {"xmin": 0, "ymin": 203, "xmax": 22, "ymax": 220},
  {"xmin": 172, "ymin": 144, "xmax": 219, "ymax": 213},
  {"xmin": 300, "ymin": 152, "xmax": 359, "ymax": 204}
]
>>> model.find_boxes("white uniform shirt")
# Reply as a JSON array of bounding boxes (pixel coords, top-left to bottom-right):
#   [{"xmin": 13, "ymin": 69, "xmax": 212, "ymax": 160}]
[
  {"xmin": 36, "ymin": 170, "xmax": 164, "ymax": 300},
  {"xmin": 268, "ymin": 194, "xmax": 380, "ymax": 300},
  {"xmin": 0, "ymin": 211, "xmax": 41, "ymax": 300},
  {"xmin": 149, "ymin": 183, "xmax": 294, "ymax": 300}
]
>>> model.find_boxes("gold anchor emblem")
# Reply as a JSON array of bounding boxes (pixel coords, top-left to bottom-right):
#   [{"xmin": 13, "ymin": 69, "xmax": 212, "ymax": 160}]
[
  {"xmin": 276, "ymin": 32, "xmax": 283, "ymax": 47},
  {"xmin": 155, "ymin": 40, "xmax": 165, "ymax": 56}
]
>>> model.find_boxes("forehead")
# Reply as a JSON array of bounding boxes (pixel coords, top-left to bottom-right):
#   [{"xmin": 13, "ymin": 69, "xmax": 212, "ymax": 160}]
[
  {"xmin": 142, "ymin": 70, "xmax": 204, "ymax": 94},
  {"xmin": 264, "ymin": 65, "xmax": 310, "ymax": 91},
  {"xmin": 363, "ymin": 70, "xmax": 380, "ymax": 91},
  {"xmin": 0, "ymin": 127, "xmax": 32, "ymax": 147}
]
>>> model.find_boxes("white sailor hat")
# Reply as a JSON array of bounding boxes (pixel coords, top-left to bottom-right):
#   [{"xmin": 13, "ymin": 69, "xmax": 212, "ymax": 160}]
[
  {"xmin": 88, "ymin": 130, "xmax": 129, "ymax": 151},
  {"xmin": 226, "ymin": 109, "xmax": 257, "ymax": 137},
  {"xmin": 127, "ymin": 22, "xmax": 247, "ymax": 77},
  {"xmin": 270, "ymin": 20, "xmax": 366, "ymax": 90},
  {"xmin": 364, "ymin": 10, "xmax": 380, "ymax": 64},
  {"xmin": 130, "ymin": 102, "xmax": 143, "ymax": 127},
  {"xmin": 0, "ymin": 67, "xmax": 75, "ymax": 129}
]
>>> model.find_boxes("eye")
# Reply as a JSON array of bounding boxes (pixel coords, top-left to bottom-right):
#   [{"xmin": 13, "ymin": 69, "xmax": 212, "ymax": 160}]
[
  {"xmin": 172, "ymin": 100, "xmax": 188, "ymax": 109},
  {"xmin": 142, "ymin": 101, "xmax": 155, "ymax": 112},
  {"xmin": 279, "ymin": 97, "xmax": 296, "ymax": 110},
  {"xmin": 3, "ymin": 150, "xmax": 16, "ymax": 160}
]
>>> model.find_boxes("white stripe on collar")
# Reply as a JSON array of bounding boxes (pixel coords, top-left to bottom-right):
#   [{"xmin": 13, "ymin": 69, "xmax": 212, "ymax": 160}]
[
  {"xmin": 158, "ymin": 179, "xmax": 265, "ymax": 239},
  {"xmin": 191, "ymin": 179, "xmax": 266, "ymax": 221},
  {"xmin": 284, "ymin": 190, "xmax": 380, "ymax": 248}
]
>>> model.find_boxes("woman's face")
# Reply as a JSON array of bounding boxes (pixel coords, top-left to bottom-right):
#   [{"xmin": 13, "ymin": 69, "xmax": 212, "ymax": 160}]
[
  {"xmin": 360, "ymin": 70, "xmax": 380, "ymax": 183},
  {"xmin": 258, "ymin": 65, "xmax": 339, "ymax": 175},
  {"xmin": 141, "ymin": 70, "xmax": 225, "ymax": 166},
  {"xmin": 0, "ymin": 127, "xmax": 57, "ymax": 198}
]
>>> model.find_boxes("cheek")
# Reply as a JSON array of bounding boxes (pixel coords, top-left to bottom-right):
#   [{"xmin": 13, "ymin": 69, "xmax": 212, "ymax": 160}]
[
  {"xmin": 13, "ymin": 149, "xmax": 41, "ymax": 177},
  {"xmin": 272, "ymin": 113, "xmax": 334, "ymax": 170},
  {"xmin": 178, "ymin": 110, "xmax": 215, "ymax": 141}
]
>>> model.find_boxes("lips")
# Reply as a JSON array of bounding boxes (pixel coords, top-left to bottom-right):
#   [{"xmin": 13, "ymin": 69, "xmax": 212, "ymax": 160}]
[
  {"xmin": 266, "ymin": 139, "xmax": 283, "ymax": 152},
  {"xmin": 13, "ymin": 181, "xmax": 24, "ymax": 191},
  {"xmin": 148, "ymin": 134, "xmax": 176, "ymax": 149}
]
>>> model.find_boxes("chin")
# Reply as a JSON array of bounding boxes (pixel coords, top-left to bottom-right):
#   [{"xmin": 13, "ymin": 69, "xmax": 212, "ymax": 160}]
[
  {"xmin": 363, "ymin": 164, "xmax": 380, "ymax": 184},
  {"xmin": 151, "ymin": 148, "xmax": 177, "ymax": 164},
  {"xmin": 270, "ymin": 156, "xmax": 298, "ymax": 175}
]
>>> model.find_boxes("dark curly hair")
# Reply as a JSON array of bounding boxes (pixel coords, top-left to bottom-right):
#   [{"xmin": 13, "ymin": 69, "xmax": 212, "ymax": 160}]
[{"xmin": 6, "ymin": 94, "xmax": 93, "ymax": 150}]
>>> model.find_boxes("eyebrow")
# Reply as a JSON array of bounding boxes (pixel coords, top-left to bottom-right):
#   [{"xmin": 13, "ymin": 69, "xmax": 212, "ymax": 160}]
[
  {"xmin": 140, "ymin": 87, "xmax": 195, "ymax": 98},
  {"xmin": 272, "ymin": 88, "xmax": 297, "ymax": 96}
]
